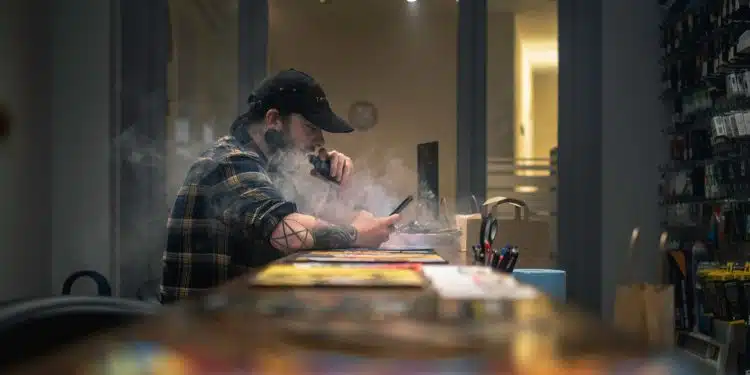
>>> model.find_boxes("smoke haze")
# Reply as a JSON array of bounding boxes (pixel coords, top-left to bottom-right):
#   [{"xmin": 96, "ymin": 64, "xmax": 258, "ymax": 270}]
[{"xmin": 113, "ymin": 125, "xmax": 452, "ymax": 291}]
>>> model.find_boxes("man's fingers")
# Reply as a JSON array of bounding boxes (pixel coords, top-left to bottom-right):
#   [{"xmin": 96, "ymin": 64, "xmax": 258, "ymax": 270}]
[
  {"xmin": 383, "ymin": 214, "xmax": 402, "ymax": 226},
  {"xmin": 323, "ymin": 149, "xmax": 354, "ymax": 183},
  {"xmin": 330, "ymin": 154, "xmax": 342, "ymax": 179},
  {"xmin": 340, "ymin": 159, "xmax": 352, "ymax": 184}
]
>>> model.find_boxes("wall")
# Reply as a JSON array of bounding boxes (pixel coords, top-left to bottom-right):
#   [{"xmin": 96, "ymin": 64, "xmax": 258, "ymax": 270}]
[
  {"xmin": 514, "ymin": 4, "xmax": 558, "ymax": 160},
  {"xmin": 49, "ymin": 0, "xmax": 113, "ymax": 295},
  {"xmin": 515, "ymin": 5, "xmax": 557, "ymax": 44},
  {"xmin": 0, "ymin": 0, "xmax": 53, "ymax": 300},
  {"xmin": 487, "ymin": 12, "xmax": 516, "ymax": 160},
  {"xmin": 0, "ymin": 0, "xmax": 110, "ymax": 299},
  {"xmin": 268, "ymin": 0, "xmax": 458, "ymax": 206},
  {"xmin": 532, "ymin": 68, "xmax": 558, "ymax": 158},
  {"xmin": 268, "ymin": 0, "xmax": 518, "ymax": 207}
]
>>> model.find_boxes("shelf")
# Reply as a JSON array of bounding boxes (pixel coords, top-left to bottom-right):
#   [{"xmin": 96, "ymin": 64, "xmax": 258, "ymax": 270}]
[
  {"xmin": 666, "ymin": 96, "xmax": 750, "ymax": 132},
  {"xmin": 660, "ymin": 194, "xmax": 750, "ymax": 206}
]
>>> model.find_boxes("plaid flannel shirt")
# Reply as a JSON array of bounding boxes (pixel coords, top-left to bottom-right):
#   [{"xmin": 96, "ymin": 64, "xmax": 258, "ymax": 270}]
[{"xmin": 160, "ymin": 135, "xmax": 297, "ymax": 303}]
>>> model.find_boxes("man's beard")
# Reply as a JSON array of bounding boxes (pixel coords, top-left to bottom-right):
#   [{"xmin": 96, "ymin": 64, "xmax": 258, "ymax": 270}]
[
  {"xmin": 264, "ymin": 128, "xmax": 309, "ymax": 172},
  {"xmin": 266, "ymin": 138, "xmax": 333, "ymax": 217},
  {"xmin": 264, "ymin": 128, "xmax": 291, "ymax": 155}
]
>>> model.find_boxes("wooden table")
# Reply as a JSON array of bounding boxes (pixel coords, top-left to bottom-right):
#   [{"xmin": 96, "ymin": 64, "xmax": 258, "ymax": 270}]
[{"xmin": 8, "ymin": 247, "xmax": 686, "ymax": 374}]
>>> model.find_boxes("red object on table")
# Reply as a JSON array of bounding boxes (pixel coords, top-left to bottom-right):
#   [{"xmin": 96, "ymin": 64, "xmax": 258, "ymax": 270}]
[{"xmin": 359, "ymin": 263, "xmax": 423, "ymax": 271}]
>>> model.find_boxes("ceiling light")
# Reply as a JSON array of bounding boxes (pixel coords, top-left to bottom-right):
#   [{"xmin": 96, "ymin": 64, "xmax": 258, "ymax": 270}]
[{"xmin": 406, "ymin": 0, "xmax": 417, "ymax": 3}]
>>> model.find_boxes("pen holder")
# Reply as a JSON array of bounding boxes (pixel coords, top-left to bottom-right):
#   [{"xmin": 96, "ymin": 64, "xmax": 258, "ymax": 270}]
[{"xmin": 471, "ymin": 245, "xmax": 520, "ymax": 273}]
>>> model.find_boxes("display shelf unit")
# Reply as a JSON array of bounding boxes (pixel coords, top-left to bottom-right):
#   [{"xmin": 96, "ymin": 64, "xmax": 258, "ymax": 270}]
[
  {"xmin": 660, "ymin": 2, "xmax": 750, "ymax": 373},
  {"xmin": 659, "ymin": 0, "xmax": 750, "ymax": 262}
]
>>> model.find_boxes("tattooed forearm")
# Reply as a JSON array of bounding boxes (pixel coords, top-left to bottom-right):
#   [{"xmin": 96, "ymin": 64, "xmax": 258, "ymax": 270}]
[
  {"xmin": 309, "ymin": 225, "xmax": 358, "ymax": 250},
  {"xmin": 270, "ymin": 219, "xmax": 311, "ymax": 252},
  {"xmin": 270, "ymin": 215, "xmax": 357, "ymax": 253}
]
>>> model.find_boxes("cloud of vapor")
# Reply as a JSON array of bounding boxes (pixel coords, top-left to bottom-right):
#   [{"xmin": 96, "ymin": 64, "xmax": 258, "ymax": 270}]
[
  {"xmin": 112, "ymin": 124, "xmax": 454, "ymax": 294},
  {"xmin": 266, "ymin": 146, "xmax": 458, "ymax": 249},
  {"xmin": 268, "ymin": 149, "xmax": 409, "ymax": 224}
]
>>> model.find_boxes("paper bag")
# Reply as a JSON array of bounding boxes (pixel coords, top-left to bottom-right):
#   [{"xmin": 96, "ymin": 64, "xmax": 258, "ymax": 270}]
[
  {"xmin": 614, "ymin": 230, "xmax": 675, "ymax": 347},
  {"xmin": 614, "ymin": 283, "xmax": 675, "ymax": 347},
  {"xmin": 456, "ymin": 197, "xmax": 553, "ymax": 266},
  {"xmin": 494, "ymin": 218, "xmax": 552, "ymax": 268}
]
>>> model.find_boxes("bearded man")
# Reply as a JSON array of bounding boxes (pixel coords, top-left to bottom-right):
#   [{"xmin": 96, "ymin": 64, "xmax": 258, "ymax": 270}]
[{"xmin": 160, "ymin": 69, "xmax": 400, "ymax": 303}]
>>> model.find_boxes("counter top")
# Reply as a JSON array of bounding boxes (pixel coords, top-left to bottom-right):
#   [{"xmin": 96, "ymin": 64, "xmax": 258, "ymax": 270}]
[{"xmin": 8, "ymin": 247, "xmax": 683, "ymax": 375}]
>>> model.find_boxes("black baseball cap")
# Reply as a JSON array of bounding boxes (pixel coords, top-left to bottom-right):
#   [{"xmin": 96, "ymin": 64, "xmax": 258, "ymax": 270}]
[{"xmin": 247, "ymin": 69, "xmax": 354, "ymax": 133}]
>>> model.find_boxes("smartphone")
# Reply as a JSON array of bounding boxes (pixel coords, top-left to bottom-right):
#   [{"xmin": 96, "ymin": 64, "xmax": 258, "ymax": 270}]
[{"xmin": 389, "ymin": 195, "xmax": 414, "ymax": 216}]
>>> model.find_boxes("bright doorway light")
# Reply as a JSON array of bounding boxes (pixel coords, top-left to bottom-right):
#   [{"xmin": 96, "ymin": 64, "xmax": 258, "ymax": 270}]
[
  {"xmin": 514, "ymin": 186, "xmax": 539, "ymax": 194},
  {"xmin": 518, "ymin": 41, "xmax": 557, "ymax": 167}
]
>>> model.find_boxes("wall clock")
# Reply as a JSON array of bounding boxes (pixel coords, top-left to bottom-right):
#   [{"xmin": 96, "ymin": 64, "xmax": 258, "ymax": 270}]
[{"xmin": 347, "ymin": 100, "xmax": 378, "ymax": 131}]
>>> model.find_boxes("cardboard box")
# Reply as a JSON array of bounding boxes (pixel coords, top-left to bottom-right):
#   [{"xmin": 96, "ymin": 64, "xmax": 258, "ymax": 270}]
[{"xmin": 455, "ymin": 214, "xmax": 482, "ymax": 252}]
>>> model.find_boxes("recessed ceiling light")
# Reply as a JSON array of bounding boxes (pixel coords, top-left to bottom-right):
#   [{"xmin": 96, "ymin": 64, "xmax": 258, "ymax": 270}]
[{"xmin": 406, "ymin": 0, "xmax": 417, "ymax": 3}]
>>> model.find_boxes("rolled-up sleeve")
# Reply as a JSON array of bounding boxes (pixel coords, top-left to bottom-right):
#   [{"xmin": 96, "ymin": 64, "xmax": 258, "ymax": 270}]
[{"xmin": 211, "ymin": 152, "xmax": 297, "ymax": 243}]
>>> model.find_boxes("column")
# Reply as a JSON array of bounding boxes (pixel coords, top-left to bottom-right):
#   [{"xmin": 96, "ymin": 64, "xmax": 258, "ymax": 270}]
[
  {"xmin": 558, "ymin": 0, "xmax": 666, "ymax": 318},
  {"xmin": 238, "ymin": 0, "xmax": 269, "ymax": 114},
  {"xmin": 117, "ymin": 0, "xmax": 170, "ymax": 297},
  {"xmin": 456, "ymin": 0, "xmax": 488, "ymax": 211},
  {"xmin": 557, "ymin": 0, "xmax": 603, "ymax": 314}
]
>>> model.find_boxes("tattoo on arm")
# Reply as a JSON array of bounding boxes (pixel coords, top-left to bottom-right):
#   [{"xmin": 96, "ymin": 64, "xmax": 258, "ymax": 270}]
[
  {"xmin": 309, "ymin": 225, "xmax": 358, "ymax": 250},
  {"xmin": 270, "ymin": 218, "xmax": 357, "ymax": 253}
]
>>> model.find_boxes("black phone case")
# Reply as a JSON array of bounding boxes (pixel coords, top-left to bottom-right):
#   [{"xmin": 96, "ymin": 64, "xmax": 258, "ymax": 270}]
[{"xmin": 390, "ymin": 195, "xmax": 414, "ymax": 216}]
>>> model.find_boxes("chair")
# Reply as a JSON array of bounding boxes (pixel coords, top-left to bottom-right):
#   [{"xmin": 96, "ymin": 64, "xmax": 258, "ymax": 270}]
[
  {"xmin": 61, "ymin": 270, "xmax": 113, "ymax": 296},
  {"xmin": 0, "ymin": 296, "xmax": 160, "ymax": 371}
]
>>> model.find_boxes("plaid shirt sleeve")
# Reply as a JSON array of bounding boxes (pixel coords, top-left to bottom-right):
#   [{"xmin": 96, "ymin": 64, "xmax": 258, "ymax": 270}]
[
  {"xmin": 212, "ymin": 151, "xmax": 298, "ymax": 241},
  {"xmin": 161, "ymin": 148, "xmax": 297, "ymax": 303}
]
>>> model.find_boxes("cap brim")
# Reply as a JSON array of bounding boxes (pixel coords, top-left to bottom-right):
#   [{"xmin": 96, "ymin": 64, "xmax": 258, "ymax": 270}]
[{"xmin": 306, "ymin": 110, "xmax": 354, "ymax": 133}]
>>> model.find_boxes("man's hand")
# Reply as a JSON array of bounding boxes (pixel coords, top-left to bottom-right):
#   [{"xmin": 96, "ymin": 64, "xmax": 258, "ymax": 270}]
[
  {"xmin": 350, "ymin": 211, "xmax": 401, "ymax": 248},
  {"xmin": 318, "ymin": 148, "xmax": 353, "ymax": 185}
]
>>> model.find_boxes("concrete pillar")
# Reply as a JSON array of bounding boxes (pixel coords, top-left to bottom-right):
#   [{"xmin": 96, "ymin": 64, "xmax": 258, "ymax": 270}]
[
  {"xmin": 456, "ymin": 0, "xmax": 488, "ymax": 211},
  {"xmin": 238, "ymin": 0, "xmax": 269, "ymax": 114},
  {"xmin": 558, "ymin": 0, "xmax": 604, "ymax": 314},
  {"xmin": 117, "ymin": 0, "xmax": 169, "ymax": 296},
  {"xmin": 558, "ymin": 0, "xmax": 667, "ymax": 318}
]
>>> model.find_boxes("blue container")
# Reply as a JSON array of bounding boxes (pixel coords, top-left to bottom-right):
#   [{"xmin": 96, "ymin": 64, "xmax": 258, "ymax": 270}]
[{"xmin": 512, "ymin": 269, "xmax": 566, "ymax": 302}]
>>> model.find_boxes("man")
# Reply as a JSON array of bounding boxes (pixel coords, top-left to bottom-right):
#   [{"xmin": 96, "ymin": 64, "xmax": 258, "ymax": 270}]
[{"xmin": 160, "ymin": 69, "xmax": 401, "ymax": 303}]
